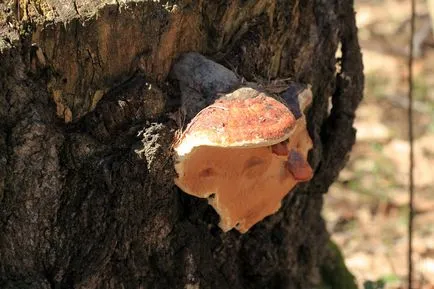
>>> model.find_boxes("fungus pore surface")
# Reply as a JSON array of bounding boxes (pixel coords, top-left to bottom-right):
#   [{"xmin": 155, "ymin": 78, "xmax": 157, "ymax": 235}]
[{"xmin": 174, "ymin": 87, "xmax": 313, "ymax": 233}]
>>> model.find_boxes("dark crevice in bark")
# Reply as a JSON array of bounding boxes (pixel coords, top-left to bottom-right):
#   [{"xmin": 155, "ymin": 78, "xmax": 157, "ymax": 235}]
[{"xmin": 313, "ymin": 0, "xmax": 364, "ymax": 193}]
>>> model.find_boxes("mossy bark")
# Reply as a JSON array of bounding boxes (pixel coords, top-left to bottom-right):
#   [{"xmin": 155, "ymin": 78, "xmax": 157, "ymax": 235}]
[
  {"xmin": 318, "ymin": 241, "xmax": 358, "ymax": 289},
  {"xmin": 0, "ymin": 0, "xmax": 363, "ymax": 288}
]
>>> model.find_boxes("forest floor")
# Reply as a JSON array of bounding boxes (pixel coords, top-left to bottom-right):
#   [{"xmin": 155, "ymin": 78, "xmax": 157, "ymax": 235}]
[{"xmin": 322, "ymin": 0, "xmax": 434, "ymax": 288}]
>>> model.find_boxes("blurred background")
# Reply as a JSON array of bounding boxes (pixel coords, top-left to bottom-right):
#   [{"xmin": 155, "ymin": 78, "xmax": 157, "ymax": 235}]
[{"xmin": 322, "ymin": 0, "xmax": 434, "ymax": 288}]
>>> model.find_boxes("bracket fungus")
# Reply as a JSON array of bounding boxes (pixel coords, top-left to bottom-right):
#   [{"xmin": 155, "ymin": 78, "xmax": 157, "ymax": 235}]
[{"xmin": 173, "ymin": 86, "xmax": 313, "ymax": 233}]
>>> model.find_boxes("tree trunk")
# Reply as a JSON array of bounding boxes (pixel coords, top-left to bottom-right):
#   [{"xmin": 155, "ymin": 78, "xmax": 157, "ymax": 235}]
[{"xmin": 0, "ymin": 1, "xmax": 363, "ymax": 288}]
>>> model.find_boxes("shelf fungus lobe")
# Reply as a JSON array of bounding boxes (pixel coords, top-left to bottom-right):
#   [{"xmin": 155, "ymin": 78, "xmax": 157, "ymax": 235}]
[{"xmin": 174, "ymin": 87, "xmax": 313, "ymax": 233}]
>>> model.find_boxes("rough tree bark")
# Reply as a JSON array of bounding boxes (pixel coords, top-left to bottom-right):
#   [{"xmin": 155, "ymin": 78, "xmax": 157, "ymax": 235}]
[{"xmin": 0, "ymin": 1, "xmax": 363, "ymax": 288}]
